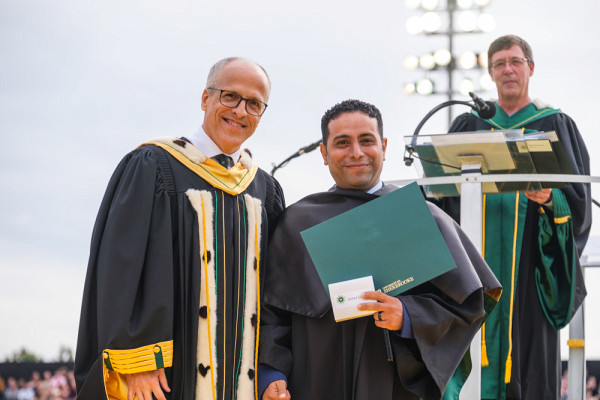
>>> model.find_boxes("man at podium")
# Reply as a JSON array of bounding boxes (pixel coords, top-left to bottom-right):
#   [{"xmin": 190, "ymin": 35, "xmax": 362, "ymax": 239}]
[
  {"xmin": 258, "ymin": 99, "xmax": 501, "ymax": 399},
  {"xmin": 437, "ymin": 34, "xmax": 592, "ymax": 399}
]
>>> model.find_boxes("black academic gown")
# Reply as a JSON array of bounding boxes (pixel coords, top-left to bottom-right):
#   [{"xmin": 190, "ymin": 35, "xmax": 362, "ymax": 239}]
[
  {"xmin": 438, "ymin": 110, "xmax": 591, "ymax": 399},
  {"xmin": 75, "ymin": 140, "xmax": 285, "ymax": 399},
  {"xmin": 259, "ymin": 185, "xmax": 501, "ymax": 400}
]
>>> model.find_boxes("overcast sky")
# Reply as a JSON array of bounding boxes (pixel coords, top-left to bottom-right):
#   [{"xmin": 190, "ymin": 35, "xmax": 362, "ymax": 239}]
[{"xmin": 1, "ymin": 0, "xmax": 599, "ymax": 362}]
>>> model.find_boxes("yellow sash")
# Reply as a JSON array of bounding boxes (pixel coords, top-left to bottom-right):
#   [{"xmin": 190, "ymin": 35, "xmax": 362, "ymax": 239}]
[{"xmin": 141, "ymin": 139, "xmax": 258, "ymax": 196}]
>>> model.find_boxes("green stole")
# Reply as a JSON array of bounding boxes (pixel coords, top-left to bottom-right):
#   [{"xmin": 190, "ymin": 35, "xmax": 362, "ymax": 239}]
[{"xmin": 472, "ymin": 103, "xmax": 578, "ymax": 399}]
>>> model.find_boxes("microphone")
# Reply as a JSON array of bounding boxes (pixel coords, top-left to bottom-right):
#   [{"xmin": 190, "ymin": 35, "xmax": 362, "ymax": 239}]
[
  {"xmin": 271, "ymin": 139, "xmax": 323, "ymax": 176},
  {"xmin": 469, "ymin": 92, "xmax": 496, "ymax": 119},
  {"xmin": 404, "ymin": 93, "xmax": 496, "ymax": 166}
]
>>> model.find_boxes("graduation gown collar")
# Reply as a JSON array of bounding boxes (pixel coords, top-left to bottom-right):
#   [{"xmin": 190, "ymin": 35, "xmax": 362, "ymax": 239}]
[
  {"xmin": 139, "ymin": 137, "xmax": 258, "ymax": 195},
  {"xmin": 471, "ymin": 100, "xmax": 561, "ymax": 131},
  {"xmin": 328, "ymin": 183, "xmax": 397, "ymax": 198}
]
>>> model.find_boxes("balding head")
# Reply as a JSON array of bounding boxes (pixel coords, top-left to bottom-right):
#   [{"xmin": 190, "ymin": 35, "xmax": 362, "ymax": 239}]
[{"xmin": 206, "ymin": 57, "xmax": 271, "ymax": 101}]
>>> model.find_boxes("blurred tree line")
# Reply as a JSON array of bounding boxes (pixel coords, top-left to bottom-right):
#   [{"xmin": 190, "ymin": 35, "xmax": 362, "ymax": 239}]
[{"xmin": 4, "ymin": 345, "xmax": 73, "ymax": 363}]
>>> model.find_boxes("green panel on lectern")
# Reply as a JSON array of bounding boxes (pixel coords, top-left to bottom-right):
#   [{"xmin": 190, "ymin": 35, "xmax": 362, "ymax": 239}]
[{"xmin": 405, "ymin": 129, "xmax": 572, "ymax": 198}]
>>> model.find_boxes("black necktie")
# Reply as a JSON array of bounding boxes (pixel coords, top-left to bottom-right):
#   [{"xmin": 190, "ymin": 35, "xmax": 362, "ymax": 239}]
[{"xmin": 212, "ymin": 154, "xmax": 234, "ymax": 169}]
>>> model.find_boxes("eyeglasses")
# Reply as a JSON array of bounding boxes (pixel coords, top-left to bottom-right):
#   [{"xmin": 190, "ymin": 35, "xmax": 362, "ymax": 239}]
[
  {"xmin": 490, "ymin": 57, "xmax": 530, "ymax": 70},
  {"xmin": 207, "ymin": 88, "xmax": 268, "ymax": 116}
]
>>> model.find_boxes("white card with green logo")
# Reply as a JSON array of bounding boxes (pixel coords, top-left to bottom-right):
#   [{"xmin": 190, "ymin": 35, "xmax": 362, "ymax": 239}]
[{"xmin": 329, "ymin": 276, "xmax": 376, "ymax": 322}]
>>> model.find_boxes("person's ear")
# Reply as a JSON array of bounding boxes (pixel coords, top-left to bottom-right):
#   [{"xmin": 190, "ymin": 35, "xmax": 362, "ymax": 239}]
[
  {"xmin": 201, "ymin": 89, "xmax": 209, "ymax": 111},
  {"xmin": 320, "ymin": 142, "xmax": 328, "ymax": 165},
  {"xmin": 529, "ymin": 61, "xmax": 535, "ymax": 77}
]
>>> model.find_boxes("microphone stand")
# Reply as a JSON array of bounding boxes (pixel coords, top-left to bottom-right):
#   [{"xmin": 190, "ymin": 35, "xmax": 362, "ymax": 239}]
[
  {"xmin": 271, "ymin": 139, "xmax": 322, "ymax": 176},
  {"xmin": 403, "ymin": 93, "xmax": 494, "ymax": 398},
  {"xmin": 404, "ymin": 93, "xmax": 487, "ymax": 167}
]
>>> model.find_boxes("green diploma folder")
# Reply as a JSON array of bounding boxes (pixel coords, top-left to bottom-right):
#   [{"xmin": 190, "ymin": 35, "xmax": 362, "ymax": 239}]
[{"xmin": 300, "ymin": 182, "xmax": 457, "ymax": 297}]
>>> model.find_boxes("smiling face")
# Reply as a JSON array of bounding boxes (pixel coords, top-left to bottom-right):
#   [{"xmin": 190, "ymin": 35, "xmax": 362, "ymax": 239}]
[
  {"xmin": 201, "ymin": 59, "xmax": 270, "ymax": 154},
  {"xmin": 320, "ymin": 111, "xmax": 387, "ymax": 191},
  {"xmin": 489, "ymin": 44, "xmax": 534, "ymax": 106}
]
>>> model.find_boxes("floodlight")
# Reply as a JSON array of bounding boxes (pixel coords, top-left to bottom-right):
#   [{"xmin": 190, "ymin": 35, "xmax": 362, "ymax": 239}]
[
  {"xmin": 458, "ymin": 78, "xmax": 475, "ymax": 96},
  {"xmin": 457, "ymin": 11, "xmax": 478, "ymax": 31},
  {"xmin": 405, "ymin": 0, "xmax": 421, "ymax": 10},
  {"xmin": 434, "ymin": 49, "xmax": 452, "ymax": 66},
  {"xmin": 478, "ymin": 52, "xmax": 488, "ymax": 68},
  {"xmin": 480, "ymin": 73, "xmax": 495, "ymax": 90},
  {"xmin": 422, "ymin": 12, "xmax": 442, "ymax": 33},
  {"xmin": 403, "ymin": 82, "xmax": 417, "ymax": 95},
  {"xmin": 457, "ymin": 0, "xmax": 474, "ymax": 9},
  {"xmin": 416, "ymin": 78, "xmax": 434, "ymax": 95},
  {"xmin": 404, "ymin": 54, "xmax": 420, "ymax": 70},
  {"xmin": 419, "ymin": 53, "xmax": 436, "ymax": 70},
  {"xmin": 421, "ymin": 0, "xmax": 439, "ymax": 11},
  {"xmin": 459, "ymin": 51, "xmax": 478, "ymax": 69}
]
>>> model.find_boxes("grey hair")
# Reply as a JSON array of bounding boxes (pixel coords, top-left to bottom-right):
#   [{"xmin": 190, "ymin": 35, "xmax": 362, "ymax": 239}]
[{"xmin": 205, "ymin": 57, "xmax": 271, "ymax": 100}]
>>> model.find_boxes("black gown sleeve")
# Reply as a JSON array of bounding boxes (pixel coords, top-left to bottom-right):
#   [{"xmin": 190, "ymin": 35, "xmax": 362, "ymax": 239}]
[
  {"xmin": 544, "ymin": 113, "xmax": 591, "ymax": 253},
  {"xmin": 75, "ymin": 147, "xmax": 177, "ymax": 398},
  {"xmin": 263, "ymin": 173, "xmax": 286, "ymax": 236}
]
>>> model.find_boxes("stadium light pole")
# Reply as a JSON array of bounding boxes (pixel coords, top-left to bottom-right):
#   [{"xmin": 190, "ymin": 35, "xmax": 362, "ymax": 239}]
[{"xmin": 403, "ymin": 0, "xmax": 495, "ymax": 127}]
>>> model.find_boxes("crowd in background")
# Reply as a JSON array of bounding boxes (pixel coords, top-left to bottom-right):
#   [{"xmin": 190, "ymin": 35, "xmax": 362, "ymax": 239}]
[
  {"xmin": 1, "ymin": 365, "xmax": 598, "ymax": 399},
  {"xmin": 587, "ymin": 374, "xmax": 600, "ymax": 400},
  {"xmin": 561, "ymin": 369, "xmax": 599, "ymax": 400},
  {"xmin": 0, "ymin": 368, "xmax": 75, "ymax": 400}
]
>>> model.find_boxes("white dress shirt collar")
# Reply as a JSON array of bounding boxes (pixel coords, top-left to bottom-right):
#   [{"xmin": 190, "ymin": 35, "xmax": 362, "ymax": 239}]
[
  {"xmin": 188, "ymin": 126, "xmax": 242, "ymax": 162},
  {"xmin": 367, "ymin": 181, "xmax": 384, "ymax": 194}
]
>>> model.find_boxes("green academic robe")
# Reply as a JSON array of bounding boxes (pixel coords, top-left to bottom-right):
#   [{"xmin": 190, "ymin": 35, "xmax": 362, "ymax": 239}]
[{"xmin": 438, "ymin": 101, "xmax": 591, "ymax": 399}]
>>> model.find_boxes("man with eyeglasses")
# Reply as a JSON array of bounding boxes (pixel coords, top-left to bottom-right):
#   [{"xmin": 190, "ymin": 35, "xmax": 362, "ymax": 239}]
[
  {"xmin": 74, "ymin": 57, "xmax": 285, "ymax": 400},
  {"xmin": 436, "ymin": 35, "xmax": 591, "ymax": 399}
]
